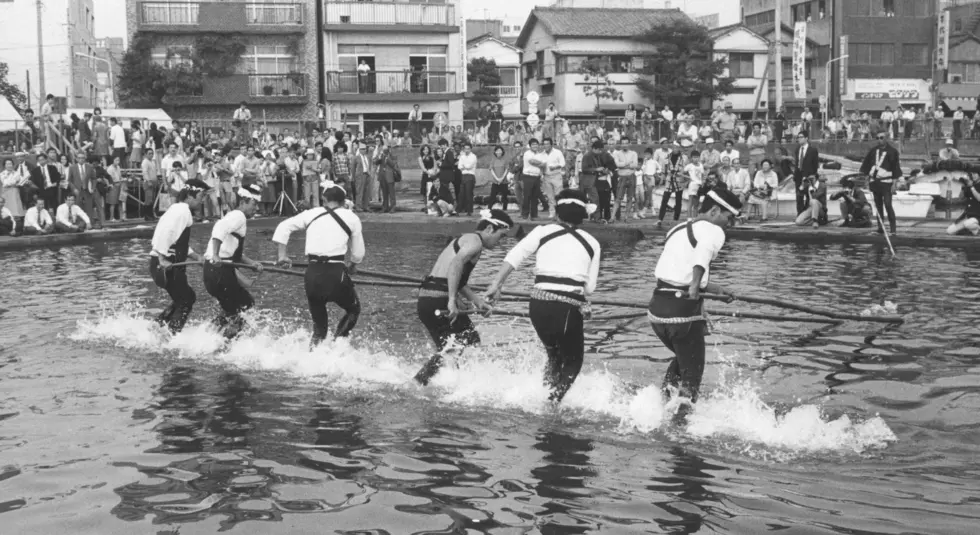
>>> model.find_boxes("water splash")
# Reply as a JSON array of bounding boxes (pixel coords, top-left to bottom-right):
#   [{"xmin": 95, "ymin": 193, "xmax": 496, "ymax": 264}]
[{"xmin": 72, "ymin": 305, "xmax": 897, "ymax": 457}]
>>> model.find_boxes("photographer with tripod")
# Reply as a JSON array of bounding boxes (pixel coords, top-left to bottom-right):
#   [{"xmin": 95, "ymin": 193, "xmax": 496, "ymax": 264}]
[{"xmin": 946, "ymin": 173, "xmax": 980, "ymax": 236}]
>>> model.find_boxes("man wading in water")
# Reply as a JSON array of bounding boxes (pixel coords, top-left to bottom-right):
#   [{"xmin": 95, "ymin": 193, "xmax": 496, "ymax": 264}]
[
  {"xmin": 272, "ymin": 180, "xmax": 365, "ymax": 348},
  {"xmin": 203, "ymin": 183, "xmax": 264, "ymax": 339},
  {"xmin": 148, "ymin": 178, "xmax": 211, "ymax": 333},
  {"xmin": 414, "ymin": 209, "xmax": 515, "ymax": 385},
  {"xmin": 648, "ymin": 186, "xmax": 742, "ymax": 420},
  {"xmin": 484, "ymin": 190, "xmax": 601, "ymax": 403}
]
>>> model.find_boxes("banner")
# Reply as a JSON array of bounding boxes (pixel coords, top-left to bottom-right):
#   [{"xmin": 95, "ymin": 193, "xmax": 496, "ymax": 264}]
[
  {"xmin": 853, "ymin": 79, "xmax": 921, "ymax": 100},
  {"xmin": 839, "ymin": 35, "xmax": 848, "ymax": 97},
  {"xmin": 792, "ymin": 22, "xmax": 807, "ymax": 100},
  {"xmin": 937, "ymin": 10, "xmax": 950, "ymax": 70}
]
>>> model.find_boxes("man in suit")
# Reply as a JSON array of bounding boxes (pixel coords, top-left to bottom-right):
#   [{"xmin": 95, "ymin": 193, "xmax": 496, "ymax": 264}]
[
  {"xmin": 351, "ymin": 143, "xmax": 375, "ymax": 212},
  {"xmin": 29, "ymin": 153, "xmax": 63, "ymax": 214},
  {"xmin": 794, "ymin": 131, "xmax": 819, "ymax": 215},
  {"xmin": 67, "ymin": 151, "xmax": 98, "ymax": 226}
]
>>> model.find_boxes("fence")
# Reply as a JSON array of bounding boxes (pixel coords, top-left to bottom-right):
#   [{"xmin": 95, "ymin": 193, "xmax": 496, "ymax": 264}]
[
  {"xmin": 324, "ymin": 71, "xmax": 456, "ymax": 95},
  {"xmin": 323, "ymin": 1, "xmax": 456, "ymax": 26}
]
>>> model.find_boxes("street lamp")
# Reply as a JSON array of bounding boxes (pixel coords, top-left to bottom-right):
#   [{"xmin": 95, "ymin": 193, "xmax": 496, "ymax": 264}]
[
  {"xmin": 74, "ymin": 52, "xmax": 114, "ymax": 108},
  {"xmin": 824, "ymin": 54, "xmax": 849, "ymax": 123}
]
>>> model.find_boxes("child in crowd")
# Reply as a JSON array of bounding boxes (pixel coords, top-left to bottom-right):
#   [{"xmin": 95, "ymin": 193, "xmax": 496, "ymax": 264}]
[
  {"xmin": 684, "ymin": 150, "xmax": 705, "ymax": 218},
  {"xmin": 639, "ymin": 147, "xmax": 662, "ymax": 218}
]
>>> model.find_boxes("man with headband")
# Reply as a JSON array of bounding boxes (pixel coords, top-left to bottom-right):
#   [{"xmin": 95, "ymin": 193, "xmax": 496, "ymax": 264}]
[
  {"xmin": 484, "ymin": 190, "xmax": 601, "ymax": 403},
  {"xmin": 414, "ymin": 208, "xmax": 515, "ymax": 385},
  {"xmin": 148, "ymin": 178, "xmax": 211, "ymax": 333},
  {"xmin": 273, "ymin": 180, "xmax": 365, "ymax": 348},
  {"xmin": 203, "ymin": 183, "xmax": 264, "ymax": 339},
  {"xmin": 648, "ymin": 186, "xmax": 742, "ymax": 420}
]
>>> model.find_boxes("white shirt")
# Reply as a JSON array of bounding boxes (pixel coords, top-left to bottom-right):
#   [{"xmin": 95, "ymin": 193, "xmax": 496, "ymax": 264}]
[
  {"xmin": 110, "ymin": 124, "xmax": 127, "ymax": 149},
  {"xmin": 162, "ymin": 153, "xmax": 185, "ymax": 174},
  {"xmin": 613, "ymin": 150, "xmax": 638, "ymax": 175},
  {"xmin": 522, "ymin": 150, "xmax": 545, "ymax": 177},
  {"xmin": 541, "ymin": 148, "xmax": 566, "ymax": 177},
  {"xmin": 457, "ymin": 152, "xmax": 478, "ymax": 175},
  {"xmin": 661, "ymin": 109, "xmax": 674, "ymax": 122},
  {"xmin": 725, "ymin": 168, "xmax": 751, "ymax": 194},
  {"xmin": 684, "ymin": 162, "xmax": 705, "ymax": 195},
  {"xmin": 720, "ymin": 148, "xmax": 741, "ymax": 164},
  {"xmin": 56, "ymin": 203, "xmax": 91, "ymax": 228},
  {"xmin": 753, "ymin": 170, "xmax": 779, "ymax": 191},
  {"xmin": 272, "ymin": 206, "xmax": 365, "ymax": 263},
  {"xmin": 653, "ymin": 148, "xmax": 672, "ymax": 167},
  {"xmin": 677, "ymin": 124, "xmax": 698, "ymax": 147},
  {"xmin": 151, "ymin": 202, "xmax": 194, "ymax": 257},
  {"xmin": 641, "ymin": 159, "xmax": 662, "ymax": 177},
  {"xmin": 503, "ymin": 223, "xmax": 601, "ymax": 296},
  {"xmin": 655, "ymin": 220, "xmax": 726, "ymax": 289},
  {"xmin": 24, "ymin": 206, "xmax": 53, "ymax": 230},
  {"xmin": 1, "ymin": 206, "xmax": 12, "ymax": 221},
  {"xmin": 206, "ymin": 210, "xmax": 248, "ymax": 260},
  {"xmin": 233, "ymin": 108, "xmax": 252, "ymax": 121}
]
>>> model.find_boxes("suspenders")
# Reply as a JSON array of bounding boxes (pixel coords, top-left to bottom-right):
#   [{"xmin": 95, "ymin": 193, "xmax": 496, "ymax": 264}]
[
  {"xmin": 307, "ymin": 206, "xmax": 353, "ymax": 238},
  {"xmin": 537, "ymin": 224, "xmax": 595, "ymax": 259},
  {"xmin": 664, "ymin": 220, "xmax": 698, "ymax": 248}
]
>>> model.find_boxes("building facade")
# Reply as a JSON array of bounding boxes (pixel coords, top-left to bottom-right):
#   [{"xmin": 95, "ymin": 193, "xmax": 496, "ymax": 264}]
[
  {"xmin": 516, "ymin": 7, "xmax": 689, "ymax": 117},
  {"xmin": 125, "ymin": 0, "xmax": 320, "ymax": 128},
  {"xmin": 709, "ymin": 25, "xmax": 771, "ymax": 115},
  {"xmin": 467, "ymin": 35, "xmax": 523, "ymax": 117},
  {"xmin": 321, "ymin": 0, "xmax": 466, "ymax": 134},
  {"xmin": 937, "ymin": 1, "xmax": 980, "ymax": 112},
  {"xmin": 0, "ymin": 0, "xmax": 99, "ymax": 109},
  {"xmin": 94, "ymin": 38, "xmax": 125, "ymax": 109}
]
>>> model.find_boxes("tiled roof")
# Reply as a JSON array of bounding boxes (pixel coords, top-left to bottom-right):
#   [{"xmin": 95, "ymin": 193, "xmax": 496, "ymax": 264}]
[{"xmin": 516, "ymin": 7, "xmax": 690, "ymax": 47}]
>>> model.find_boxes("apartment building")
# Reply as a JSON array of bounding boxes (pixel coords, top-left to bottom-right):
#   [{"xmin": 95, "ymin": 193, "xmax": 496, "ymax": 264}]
[
  {"xmin": 938, "ymin": 1, "xmax": 980, "ymax": 111},
  {"xmin": 320, "ymin": 0, "xmax": 466, "ymax": 133},
  {"xmin": 708, "ymin": 24, "xmax": 771, "ymax": 115},
  {"xmin": 0, "ymin": 0, "xmax": 100, "ymax": 109},
  {"xmin": 125, "ymin": 0, "xmax": 319, "ymax": 126}
]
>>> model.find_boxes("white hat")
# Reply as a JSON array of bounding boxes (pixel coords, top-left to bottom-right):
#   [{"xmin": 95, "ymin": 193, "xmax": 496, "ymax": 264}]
[
  {"xmin": 945, "ymin": 138, "xmax": 954, "ymax": 145},
  {"xmin": 705, "ymin": 137, "xmax": 715, "ymax": 144},
  {"xmin": 237, "ymin": 183, "xmax": 262, "ymax": 201}
]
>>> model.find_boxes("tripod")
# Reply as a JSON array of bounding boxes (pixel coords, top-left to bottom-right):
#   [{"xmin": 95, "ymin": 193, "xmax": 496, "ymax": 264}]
[{"xmin": 272, "ymin": 170, "xmax": 297, "ymax": 216}]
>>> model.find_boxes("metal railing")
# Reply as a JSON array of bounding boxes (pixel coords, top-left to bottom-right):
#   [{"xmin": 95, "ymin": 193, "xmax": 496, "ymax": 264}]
[
  {"xmin": 140, "ymin": 2, "xmax": 199, "ymax": 24},
  {"xmin": 325, "ymin": 70, "xmax": 456, "ymax": 94},
  {"xmin": 324, "ymin": 1, "xmax": 456, "ymax": 26},
  {"xmin": 249, "ymin": 74, "xmax": 307, "ymax": 97},
  {"xmin": 245, "ymin": 3, "xmax": 303, "ymax": 25},
  {"xmin": 486, "ymin": 85, "xmax": 520, "ymax": 98}
]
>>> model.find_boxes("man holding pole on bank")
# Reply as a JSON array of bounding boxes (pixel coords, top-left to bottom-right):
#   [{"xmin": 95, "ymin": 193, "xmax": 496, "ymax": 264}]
[{"xmin": 860, "ymin": 132, "xmax": 902, "ymax": 236}]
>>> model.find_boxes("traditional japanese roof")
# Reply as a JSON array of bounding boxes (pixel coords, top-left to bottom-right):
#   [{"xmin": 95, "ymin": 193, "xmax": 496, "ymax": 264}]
[{"xmin": 515, "ymin": 7, "xmax": 691, "ymax": 48}]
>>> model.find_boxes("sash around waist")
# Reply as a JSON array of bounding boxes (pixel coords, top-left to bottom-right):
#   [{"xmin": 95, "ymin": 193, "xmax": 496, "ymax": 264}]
[
  {"xmin": 535, "ymin": 275, "xmax": 585, "ymax": 287},
  {"xmin": 308, "ymin": 254, "xmax": 346, "ymax": 263}
]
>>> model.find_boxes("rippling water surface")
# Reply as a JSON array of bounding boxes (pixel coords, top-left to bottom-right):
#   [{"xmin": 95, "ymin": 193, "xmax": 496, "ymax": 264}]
[{"xmin": 1, "ymin": 226, "xmax": 979, "ymax": 534}]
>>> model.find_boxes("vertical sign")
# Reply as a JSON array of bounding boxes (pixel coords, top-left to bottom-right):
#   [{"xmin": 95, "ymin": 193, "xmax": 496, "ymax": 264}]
[
  {"xmin": 839, "ymin": 35, "xmax": 848, "ymax": 97},
  {"xmin": 792, "ymin": 22, "xmax": 807, "ymax": 100},
  {"xmin": 936, "ymin": 10, "xmax": 950, "ymax": 70}
]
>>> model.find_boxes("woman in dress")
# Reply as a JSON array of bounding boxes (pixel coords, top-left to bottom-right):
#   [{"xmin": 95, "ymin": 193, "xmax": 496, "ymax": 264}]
[
  {"xmin": 1, "ymin": 158, "xmax": 26, "ymax": 222},
  {"xmin": 488, "ymin": 145, "xmax": 510, "ymax": 211},
  {"xmin": 106, "ymin": 155, "xmax": 127, "ymax": 221},
  {"xmin": 748, "ymin": 158, "xmax": 779, "ymax": 222},
  {"xmin": 129, "ymin": 121, "xmax": 144, "ymax": 168},
  {"xmin": 418, "ymin": 144, "xmax": 435, "ymax": 201},
  {"xmin": 260, "ymin": 150, "xmax": 279, "ymax": 216},
  {"xmin": 623, "ymin": 103, "xmax": 637, "ymax": 140}
]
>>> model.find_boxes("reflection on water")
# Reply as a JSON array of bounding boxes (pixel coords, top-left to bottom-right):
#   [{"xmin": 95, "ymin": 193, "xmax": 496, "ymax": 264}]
[{"xmin": 2, "ymin": 231, "xmax": 980, "ymax": 533}]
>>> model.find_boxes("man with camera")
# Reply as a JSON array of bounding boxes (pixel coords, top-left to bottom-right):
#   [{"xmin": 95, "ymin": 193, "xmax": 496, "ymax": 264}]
[
  {"xmin": 830, "ymin": 177, "xmax": 873, "ymax": 228},
  {"xmin": 946, "ymin": 173, "xmax": 980, "ymax": 236},
  {"xmin": 860, "ymin": 133, "xmax": 902, "ymax": 235},
  {"xmin": 795, "ymin": 174, "xmax": 828, "ymax": 228}
]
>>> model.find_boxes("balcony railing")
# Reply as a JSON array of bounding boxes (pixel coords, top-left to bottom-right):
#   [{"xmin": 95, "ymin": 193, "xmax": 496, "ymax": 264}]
[
  {"xmin": 324, "ymin": 1, "xmax": 456, "ymax": 26},
  {"xmin": 139, "ymin": 2, "xmax": 304, "ymax": 28},
  {"xmin": 169, "ymin": 74, "xmax": 308, "ymax": 104},
  {"xmin": 249, "ymin": 74, "xmax": 307, "ymax": 97},
  {"xmin": 487, "ymin": 85, "xmax": 520, "ymax": 97},
  {"xmin": 325, "ymin": 70, "xmax": 456, "ymax": 94}
]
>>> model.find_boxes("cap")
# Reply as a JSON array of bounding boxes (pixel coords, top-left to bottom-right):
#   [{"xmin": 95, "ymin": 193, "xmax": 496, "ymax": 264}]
[
  {"xmin": 237, "ymin": 183, "xmax": 263, "ymax": 201},
  {"xmin": 946, "ymin": 138, "xmax": 954, "ymax": 145},
  {"xmin": 705, "ymin": 137, "xmax": 715, "ymax": 144},
  {"xmin": 659, "ymin": 137, "xmax": 668, "ymax": 143}
]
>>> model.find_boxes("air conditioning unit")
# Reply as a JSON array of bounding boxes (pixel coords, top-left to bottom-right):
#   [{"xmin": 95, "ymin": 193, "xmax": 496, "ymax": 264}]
[{"xmin": 951, "ymin": 74, "xmax": 963, "ymax": 83}]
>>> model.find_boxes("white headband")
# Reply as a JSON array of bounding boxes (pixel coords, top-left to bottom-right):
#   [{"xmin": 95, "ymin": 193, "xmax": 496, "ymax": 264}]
[
  {"xmin": 479, "ymin": 209, "xmax": 510, "ymax": 229},
  {"xmin": 557, "ymin": 198, "xmax": 598, "ymax": 216},
  {"xmin": 320, "ymin": 179, "xmax": 344, "ymax": 191},
  {"xmin": 237, "ymin": 187, "xmax": 261, "ymax": 201},
  {"xmin": 707, "ymin": 190, "xmax": 740, "ymax": 216}
]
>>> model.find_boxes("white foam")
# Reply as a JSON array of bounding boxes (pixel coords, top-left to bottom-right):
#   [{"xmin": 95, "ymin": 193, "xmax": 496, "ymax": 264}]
[{"xmin": 72, "ymin": 305, "xmax": 898, "ymax": 457}]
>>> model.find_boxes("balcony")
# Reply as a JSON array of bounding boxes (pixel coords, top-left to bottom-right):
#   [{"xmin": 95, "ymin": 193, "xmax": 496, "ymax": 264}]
[
  {"xmin": 138, "ymin": 2, "xmax": 305, "ymax": 34},
  {"xmin": 324, "ymin": 70, "xmax": 460, "ymax": 101},
  {"xmin": 487, "ymin": 85, "xmax": 520, "ymax": 98},
  {"xmin": 323, "ymin": 1, "xmax": 458, "ymax": 31},
  {"xmin": 168, "ymin": 73, "xmax": 309, "ymax": 105}
]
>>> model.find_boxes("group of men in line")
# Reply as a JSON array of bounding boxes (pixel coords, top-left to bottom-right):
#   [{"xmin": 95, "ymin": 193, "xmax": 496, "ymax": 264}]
[{"xmin": 149, "ymin": 161, "xmax": 744, "ymax": 413}]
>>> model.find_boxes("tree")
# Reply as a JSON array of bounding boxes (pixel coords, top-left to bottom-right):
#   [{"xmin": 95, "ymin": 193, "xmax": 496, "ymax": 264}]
[
  {"xmin": 117, "ymin": 33, "xmax": 203, "ymax": 109},
  {"xmin": 579, "ymin": 58, "xmax": 624, "ymax": 116},
  {"xmin": 467, "ymin": 57, "xmax": 502, "ymax": 108},
  {"xmin": 0, "ymin": 62, "xmax": 27, "ymax": 114},
  {"xmin": 633, "ymin": 17, "xmax": 735, "ymax": 110}
]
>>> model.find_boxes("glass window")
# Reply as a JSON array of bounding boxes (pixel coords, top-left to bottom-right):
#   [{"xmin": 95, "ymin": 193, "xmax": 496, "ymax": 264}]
[
  {"xmin": 150, "ymin": 45, "xmax": 193, "ymax": 68},
  {"xmin": 240, "ymin": 45, "xmax": 296, "ymax": 75},
  {"xmin": 498, "ymin": 67, "xmax": 517, "ymax": 86},
  {"xmin": 745, "ymin": 10, "xmax": 775, "ymax": 26},
  {"xmin": 901, "ymin": 44, "xmax": 929, "ymax": 65},
  {"xmin": 729, "ymin": 53, "xmax": 755, "ymax": 78},
  {"xmin": 848, "ymin": 43, "xmax": 895, "ymax": 65}
]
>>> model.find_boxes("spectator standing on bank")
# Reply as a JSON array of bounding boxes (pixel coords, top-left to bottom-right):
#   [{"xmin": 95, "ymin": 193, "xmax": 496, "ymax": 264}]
[
  {"xmin": 141, "ymin": 149, "xmax": 159, "ymax": 219},
  {"xmin": 509, "ymin": 140, "xmax": 525, "ymax": 208},
  {"xmin": 352, "ymin": 144, "xmax": 374, "ymax": 212},
  {"xmin": 408, "ymin": 104, "xmax": 423, "ymax": 144},
  {"xmin": 376, "ymin": 145, "xmax": 399, "ymax": 213},
  {"xmin": 92, "ymin": 117, "xmax": 110, "ymax": 163},
  {"xmin": 488, "ymin": 145, "xmax": 510, "ymax": 211},
  {"xmin": 794, "ymin": 131, "xmax": 819, "ymax": 215},
  {"xmin": 656, "ymin": 144, "xmax": 686, "ymax": 227},
  {"xmin": 109, "ymin": 118, "xmax": 128, "ymax": 167},
  {"xmin": 953, "ymin": 107, "xmax": 965, "ymax": 141},
  {"xmin": 331, "ymin": 143, "xmax": 351, "ymax": 197},
  {"xmin": 746, "ymin": 122, "xmax": 768, "ymax": 172},
  {"xmin": 105, "ymin": 155, "xmax": 127, "ymax": 221},
  {"xmin": 933, "ymin": 106, "xmax": 945, "ymax": 139},
  {"xmin": 640, "ymin": 106, "xmax": 655, "ymax": 142},
  {"xmin": 639, "ymin": 147, "xmax": 661, "ymax": 218},
  {"xmin": 1, "ymin": 159, "xmax": 26, "ymax": 224},
  {"xmin": 712, "ymin": 103, "xmax": 737, "ymax": 142},
  {"xmin": 683, "ymin": 150, "xmax": 705, "ymax": 218},
  {"xmin": 611, "ymin": 138, "xmax": 638, "ymax": 221},
  {"xmin": 520, "ymin": 139, "xmax": 546, "ymax": 220},
  {"xmin": 623, "ymin": 104, "xmax": 637, "ymax": 140},
  {"xmin": 541, "ymin": 137, "xmax": 566, "ymax": 219},
  {"xmin": 774, "ymin": 105, "xmax": 787, "ymax": 144},
  {"xmin": 659, "ymin": 106, "xmax": 674, "ymax": 140},
  {"xmin": 418, "ymin": 144, "xmax": 435, "ymax": 202},
  {"xmin": 902, "ymin": 107, "xmax": 916, "ymax": 140},
  {"xmin": 800, "ymin": 107, "xmax": 814, "ymax": 139},
  {"xmin": 455, "ymin": 142, "xmax": 477, "ymax": 216},
  {"xmin": 544, "ymin": 103, "xmax": 559, "ymax": 141},
  {"xmin": 860, "ymin": 132, "xmax": 902, "ymax": 235}
]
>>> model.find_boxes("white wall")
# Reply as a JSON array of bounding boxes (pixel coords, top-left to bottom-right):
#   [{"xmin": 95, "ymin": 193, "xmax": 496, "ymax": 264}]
[
  {"xmin": 713, "ymin": 28, "xmax": 770, "ymax": 112},
  {"xmin": 467, "ymin": 39, "xmax": 522, "ymax": 116}
]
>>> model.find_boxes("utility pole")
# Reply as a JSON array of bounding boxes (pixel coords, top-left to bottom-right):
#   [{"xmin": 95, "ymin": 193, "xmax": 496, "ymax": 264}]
[
  {"xmin": 67, "ymin": 7, "xmax": 75, "ymax": 107},
  {"xmin": 774, "ymin": 0, "xmax": 783, "ymax": 111},
  {"xmin": 36, "ymin": 0, "xmax": 46, "ymax": 99}
]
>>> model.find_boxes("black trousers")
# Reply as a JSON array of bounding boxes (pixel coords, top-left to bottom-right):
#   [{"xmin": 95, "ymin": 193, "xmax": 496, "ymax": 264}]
[
  {"xmin": 794, "ymin": 179, "xmax": 810, "ymax": 215},
  {"xmin": 488, "ymin": 182, "xmax": 509, "ymax": 211},
  {"xmin": 521, "ymin": 175, "xmax": 541, "ymax": 218},
  {"xmin": 529, "ymin": 299, "xmax": 584, "ymax": 403},
  {"xmin": 414, "ymin": 296, "xmax": 481, "ymax": 385},
  {"xmin": 597, "ymin": 187, "xmax": 612, "ymax": 221},
  {"xmin": 305, "ymin": 262, "xmax": 360, "ymax": 347},
  {"xmin": 149, "ymin": 256, "xmax": 196, "ymax": 333},
  {"xmin": 658, "ymin": 190, "xmax": 683, "ymax": 222},
  {"xmin": 652, "ymin": 320, "xmax": 707, "ymax": 403},
  {"xmin": 871, "ymin": 185, "xmax": 896, "ymax": 233},
  {"xmin": 203, "ymin": 262, "xmax": 254, "ymax": 338}
]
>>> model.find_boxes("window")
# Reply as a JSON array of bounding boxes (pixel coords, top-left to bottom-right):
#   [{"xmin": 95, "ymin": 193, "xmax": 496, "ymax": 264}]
[
  {"xmin": 950, "ymin": 63, "xmax": 980, "ymax": 83},
  {"xmin": 150, "ymin": 46, "xmax": 194, "ymax": 68},
  {"xmin": 497, "ymin": 67, "xmax": 518, "ymax": 87},
  {"xmin": 744, "ymin": 10, "xmax": 775, "ymax": 27},
  {"xmin": 903, "ymin": 0, "xmax": 931, "ymax": 17},
  {"xmin": 239, "ymin": 45, "xmax": 297, "ymax": 75},
  {"xmin": 846, "ymin": 0, "xmax": 896, "ymax": 16},
  {"xmin": 729, "ymin": 53, "xmax": 754, "ymax": 78},
  {"xmin": 901, "ymin": 44, "xmax": 929, "ymax": 66},
  {"xmin": 817, "ymin": 0, "xmax": 826, "ymax": 18},
  {"xmin": 792, "ymin": 2, "xmax": 812, "ymax": 22},
  {"xmin": 848, "ymin": 43, "xmax": 894, "ymax": 65},
  {"xmin": 955, "ymin": 19, "xmax": 963, "ymax": 32},
  {"xmin": 883, "ymin": 0, "xmax": 895, "ymax": 16},
  {"xmin": 556, "ymin": 55, "xmax": 642, "ymax": 74}
]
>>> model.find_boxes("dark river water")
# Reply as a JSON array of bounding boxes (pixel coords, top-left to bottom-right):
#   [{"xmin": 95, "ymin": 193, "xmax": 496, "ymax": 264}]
[{"xmin": 1, "ymin": 226, "xmax": 979, "ymax": 534}]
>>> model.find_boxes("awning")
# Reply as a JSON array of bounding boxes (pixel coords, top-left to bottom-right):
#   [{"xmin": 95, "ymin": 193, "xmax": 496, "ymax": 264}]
[
  {"xmin": 938, "ymin": 83, "xmax": 980, "ymax": 99},
  {"xmin": 841, "ymin": 99, "xmax": 900, "ymax": 112}
]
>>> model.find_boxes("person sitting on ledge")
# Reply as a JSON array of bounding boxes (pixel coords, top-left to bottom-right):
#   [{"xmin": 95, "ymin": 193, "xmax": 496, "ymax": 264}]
[
  {"xmin": 947, "ymin": 173, "xmax": 980, "ymax": 236},
  {"xmin": 23, "ymin": 197, "xmax": 54, "ymax": 235},
  {"xmin": 938, "ymin": 139, "xmax": 960, "ymax": 162},
  {"xmin": 831, "ymin": 178, "xmax": 873, "ymax": 228},
  {"xmin": 0, "ymin": 197, "xmax": 15, "ymax": 236},
  {"xmin": 55, "ymin": 192, "xmax": 91, "ymax": 233}
]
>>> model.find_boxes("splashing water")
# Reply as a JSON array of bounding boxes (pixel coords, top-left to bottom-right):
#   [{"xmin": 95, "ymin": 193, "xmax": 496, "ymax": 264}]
[{"xmin": 71, "ymin": 304, "xmax": 897, "ymax": 458}]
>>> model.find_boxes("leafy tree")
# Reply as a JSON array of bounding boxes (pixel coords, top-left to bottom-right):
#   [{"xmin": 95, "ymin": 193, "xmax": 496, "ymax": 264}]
[
  {"xmin": 467, "ymin": 57, "xmax": 502, "ymax": 108},
  {"xmin": 633, "ymin": 17, "xmax": 735, "ymax": 110},
  {"xmin": 579, "ymin": 58, "xmax": 624, "ymax": 115},
  {"xmin": 0, "ymin": 62, "xmax": 28, "ymax": 114},
  {"xmin": 117, "ymin": 33, "xmax": 203, "ymax": 109}
]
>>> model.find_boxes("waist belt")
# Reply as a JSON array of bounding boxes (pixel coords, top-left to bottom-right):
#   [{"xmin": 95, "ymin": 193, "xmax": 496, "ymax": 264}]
[
  {"xmin": 531, "ymin": 286, "xmax": 585, "ymax": 303},
  {"xmin": 308, "ymin": 254, "xmax": 346, "ymax": 263},
  {"xmin": 654, "ymin": 280, "xmax": 690, "ymax": 296},
  {"xmin": 534, "ymin": 275, "xmax": 585, "ymax": 288},
  {"xmin": 420, "ymin": 276, "xmax": 449, "ymax": 292}
]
